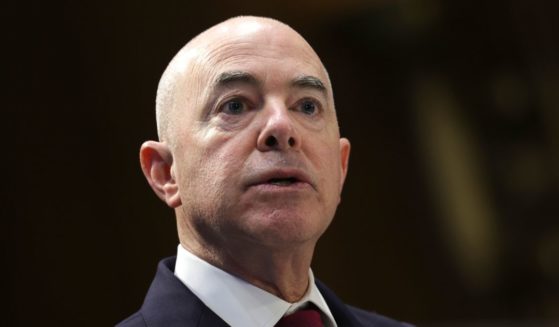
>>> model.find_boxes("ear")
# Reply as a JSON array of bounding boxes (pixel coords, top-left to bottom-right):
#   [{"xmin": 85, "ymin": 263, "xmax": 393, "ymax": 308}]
[
  {"xmin": 139, "ymin": 141, "xmax": 182, "ymax": 208},
  {"xmin": 338, "ymin": 137, "xmax": 351, "ymax": 190}
]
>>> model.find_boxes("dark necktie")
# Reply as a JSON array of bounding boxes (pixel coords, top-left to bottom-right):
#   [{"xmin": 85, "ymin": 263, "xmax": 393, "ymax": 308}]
[{"xmin": 275, "ymin": 308, "xmax": 324, "ymax": 327}]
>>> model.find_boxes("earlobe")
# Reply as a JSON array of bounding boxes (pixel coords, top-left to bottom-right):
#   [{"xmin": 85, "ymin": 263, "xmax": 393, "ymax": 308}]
[
  {"xmin": 339, "ymin": 138, "xmax": 351, "ymax": 189},
  {"xmin": 139, "ymin": 141, "xmax": 182, "ymax": 208}
]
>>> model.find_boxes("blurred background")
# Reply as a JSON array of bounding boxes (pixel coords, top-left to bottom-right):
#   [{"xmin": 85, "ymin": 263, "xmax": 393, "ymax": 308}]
[{"xmin": 5, "ymin": 0, "xmax": 559, "ymax": 326}]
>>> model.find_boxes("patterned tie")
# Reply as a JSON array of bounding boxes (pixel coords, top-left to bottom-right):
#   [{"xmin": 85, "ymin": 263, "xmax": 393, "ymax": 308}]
[{"xmin": 275, "ymin": 308, "xmax": 324, "ymax": 327}]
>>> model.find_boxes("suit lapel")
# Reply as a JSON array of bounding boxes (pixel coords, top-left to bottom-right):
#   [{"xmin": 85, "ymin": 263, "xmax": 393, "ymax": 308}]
[
  {"xmin": 315, "ymin": 279, "xmax": 365, "ymax": 327},
  {"xmin": 140, "ymin": 257, "xmax": 229, "ymax": 327},
  {"xmin": 138, "ymin": 257, "xmax": 394, "ymax": 327}
]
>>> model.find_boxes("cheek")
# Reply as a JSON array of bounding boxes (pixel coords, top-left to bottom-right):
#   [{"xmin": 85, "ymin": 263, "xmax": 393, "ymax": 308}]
[
  {"xmin": 309, "ymin": 139, "xmax": 344, "ymax": 201},
  {"xmin": 181, "ymin": 132, "xmax": 251, "ymax": 194},
  {"xmin": 313, "ymin": 137, "xmax": 342, "ymax": 175}
]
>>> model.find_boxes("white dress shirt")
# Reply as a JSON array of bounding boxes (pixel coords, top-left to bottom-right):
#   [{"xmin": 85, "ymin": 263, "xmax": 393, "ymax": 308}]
[{"xmin": 174, "ymin": 245, "xmax": 338, "ymax": 327}]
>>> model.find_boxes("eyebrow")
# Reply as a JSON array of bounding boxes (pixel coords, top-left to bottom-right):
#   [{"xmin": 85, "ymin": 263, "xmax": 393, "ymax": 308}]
[
  {"xmin": 213, "ymin": 71, "xmax": 327, "ymax": 95},
  {"xmin": 291, "ymin": 75, "xmax": 327, "ymax": 94},
  {"xmin": 214, "ymin": 71, "xmax": 260, "ymax": 88}
]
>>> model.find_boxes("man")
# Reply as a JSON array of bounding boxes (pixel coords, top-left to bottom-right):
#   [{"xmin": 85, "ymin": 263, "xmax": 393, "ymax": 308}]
[{"xmin": 118, "ymin": 16, "xmax": 410, "ymax": 327}]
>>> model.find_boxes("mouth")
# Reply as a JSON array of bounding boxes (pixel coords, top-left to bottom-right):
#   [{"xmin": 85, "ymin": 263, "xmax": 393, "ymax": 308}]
[
  {"xmin": 246, "ymin": 169, "xmax": 314, "ymax": 190},
  {"xmin": 266, "ymin": 177, "xmax": 300, "ymax": 186}
]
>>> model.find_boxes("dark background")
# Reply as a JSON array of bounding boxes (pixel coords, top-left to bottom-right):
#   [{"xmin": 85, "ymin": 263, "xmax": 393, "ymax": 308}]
[{"xmin": 5, "ymin": 0, "xmax": 559, "ymax": 326}]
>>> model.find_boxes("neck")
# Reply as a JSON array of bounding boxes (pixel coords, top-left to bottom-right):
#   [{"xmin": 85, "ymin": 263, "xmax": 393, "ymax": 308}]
[{"xmin": 180, "ymin": 238, "xmax": 316, "ymax": 302}]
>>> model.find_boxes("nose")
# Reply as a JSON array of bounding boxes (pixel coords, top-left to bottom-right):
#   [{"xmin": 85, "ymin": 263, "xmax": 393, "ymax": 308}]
[{"xmin": 256, "ymin": 104, "xmax": 300, "ymax": 152}]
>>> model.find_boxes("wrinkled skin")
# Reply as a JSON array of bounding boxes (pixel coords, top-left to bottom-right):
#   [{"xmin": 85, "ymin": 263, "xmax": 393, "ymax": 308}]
[{"xmin": 140, "ymin": 16, "xmax": 350, "ymax": 301}]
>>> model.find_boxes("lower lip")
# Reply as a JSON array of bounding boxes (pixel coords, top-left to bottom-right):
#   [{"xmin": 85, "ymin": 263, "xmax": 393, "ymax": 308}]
[{"xmin": 249, "ymin": 181, "xmax": 312, "ymax": 192}]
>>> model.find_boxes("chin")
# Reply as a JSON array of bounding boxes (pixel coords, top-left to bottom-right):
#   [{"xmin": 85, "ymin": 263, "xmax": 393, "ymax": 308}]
[{"xmin": 242, "ymin": 209, "xmax": 330, "ymax": 246}]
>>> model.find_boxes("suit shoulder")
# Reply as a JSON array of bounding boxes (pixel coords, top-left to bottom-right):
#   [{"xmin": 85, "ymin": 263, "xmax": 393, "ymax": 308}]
[
  {"xmin": 116, "ymin": 311, "xmax": 147, "ymax": 327},
  {"xmin": 348, "ymin": 305, "xmax": 414, "ymax": 327}
]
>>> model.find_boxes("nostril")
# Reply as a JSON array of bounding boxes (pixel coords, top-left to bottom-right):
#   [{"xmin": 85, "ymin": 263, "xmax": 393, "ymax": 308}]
[
  {"xmin": 288, "ymin": 137, "xmax": 295, "ymax": 147},
  {"xmin": 265, "ymin": 136, "xmax": 278, "ymax": 147}
]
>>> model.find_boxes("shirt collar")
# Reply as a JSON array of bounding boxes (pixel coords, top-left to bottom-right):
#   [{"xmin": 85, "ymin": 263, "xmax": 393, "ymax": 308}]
[{"xmin": 174, "ymin": 244, "xmax": 337, "ymax": 327}]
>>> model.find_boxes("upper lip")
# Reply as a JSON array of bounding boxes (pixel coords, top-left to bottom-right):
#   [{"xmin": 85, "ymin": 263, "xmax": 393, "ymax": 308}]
[{"xmin": 245, "ymin": 168, "xmax": 315, "ymax": 190}]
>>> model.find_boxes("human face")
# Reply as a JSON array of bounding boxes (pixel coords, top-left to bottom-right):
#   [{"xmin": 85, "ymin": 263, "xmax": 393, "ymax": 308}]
[{"xmin": 170, "ymin": 22, "xmax": 350, "ymax": 249}]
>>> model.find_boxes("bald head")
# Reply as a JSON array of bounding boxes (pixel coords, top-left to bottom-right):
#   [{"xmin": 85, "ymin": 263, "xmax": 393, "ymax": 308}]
[
  {"xmin": 140, "ymin": 16, "xmax": 351, "ymax": 279},
  {"xmin": 155, "ymin": 16, "xmax": 333, "ymax": 144}
]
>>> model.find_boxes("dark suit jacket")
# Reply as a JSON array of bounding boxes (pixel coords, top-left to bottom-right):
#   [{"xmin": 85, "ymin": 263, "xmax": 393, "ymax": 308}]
[{"xmin": 117, "ymin": 257, "xmax": 411, "ymax": 327}]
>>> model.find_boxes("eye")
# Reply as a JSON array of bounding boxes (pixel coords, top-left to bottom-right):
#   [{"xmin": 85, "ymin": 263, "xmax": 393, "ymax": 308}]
[
  {"xmin": 222, "ymin": 99, "xmax": 246, "ymax": 115},
  {"xmin": 298, "ymin": 99, "xmax": 319, "ymax": 115}
]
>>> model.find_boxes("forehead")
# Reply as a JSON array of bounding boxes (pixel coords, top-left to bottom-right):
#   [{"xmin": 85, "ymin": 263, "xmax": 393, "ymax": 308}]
[{"xmin": 191, "ymin": 25, "xmax": 330, "ymax": 90}]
